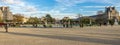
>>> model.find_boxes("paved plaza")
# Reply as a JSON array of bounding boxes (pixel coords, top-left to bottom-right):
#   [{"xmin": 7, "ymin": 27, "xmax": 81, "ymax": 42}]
[{"xmin": 0, "ymin": 26, "xmax": 120, "ymax": 45}]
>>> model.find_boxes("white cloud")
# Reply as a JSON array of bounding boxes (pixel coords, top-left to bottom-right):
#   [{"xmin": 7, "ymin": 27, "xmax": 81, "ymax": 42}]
[
  {"xmin": 53, "ymin": 0, "xmax": 117, "ymax": 18},
  {"xmin": 0, "ymin": 0, "xmax": 39, "ymax": 17},
  {"xmin": 0, "ymin": 0, "xmax": 76, "ymax": 19},
  {"xmin": 82, "ymin": 6, "xmax": 106, "ymax": 8},
  {"xmin": 55, "ymin": 0, "xmax": 118, "ymax": 7},
  {"xmin": 55, "ymin": 0, "xmax": 85, "ymax": 6},
  {"xmin": 0, "ymin": 0, "xmax": 120, "ymax": 19},
  {"xmin": 1, "ymin": 0, "xmax": 20, "ymax": 4},
  {"xmin": 51, "ymin": 13, "xmax": 77, "ymax": 19}
]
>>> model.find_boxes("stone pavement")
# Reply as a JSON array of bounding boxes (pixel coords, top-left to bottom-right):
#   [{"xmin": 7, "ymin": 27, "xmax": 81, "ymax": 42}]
[{"xmin": 0, "ymin": 26, "xmax": 120, "ymax": 45}]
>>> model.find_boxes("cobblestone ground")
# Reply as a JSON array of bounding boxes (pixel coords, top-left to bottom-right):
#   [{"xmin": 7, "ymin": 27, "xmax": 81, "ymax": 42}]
[{"xmin": 0, "ymin": 26, "xmax": 120, "ymax": 45}]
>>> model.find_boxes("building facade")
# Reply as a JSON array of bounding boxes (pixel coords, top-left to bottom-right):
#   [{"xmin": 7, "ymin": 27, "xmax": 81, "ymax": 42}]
[
  {"xmin": 105, "ymin": 7, "xmax": 119, "ymax": 20},
  {"xmin": 90, "ymin": 6, "xmax": 119, "ymax": 24},
  {"xmin": 0, "ymin": 6, "xmax": 13, "ymax": 22}
]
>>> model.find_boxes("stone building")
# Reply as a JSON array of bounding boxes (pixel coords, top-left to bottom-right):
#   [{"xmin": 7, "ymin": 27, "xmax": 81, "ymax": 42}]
[
  {"xmin": 0, "ymin": 7, "xmax": 3, "ymax": 20},
  {"xmin": 105, "ymin": 6, "xmax": 119, "ymax": 20},
  {"xmin": 90, "ymin": 6, "xmax": 119, "ymax": 24},
  {"xmin": 0, "ymin": 6, "xmax": 13, "ymax": 22}
]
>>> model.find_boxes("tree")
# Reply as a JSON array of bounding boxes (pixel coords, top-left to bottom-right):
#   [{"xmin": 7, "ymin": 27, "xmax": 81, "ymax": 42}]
[
  {"xmin": 27, "ymin": 17, "xmax": 40, "ymax": 24},
  {"xmin": 12, "ymin": 14, "xmax": 24, "ymax": 27},
  {"xmin": 46, "ymin": 14, "xmax": 54, "ymax": 24},
  {"xmin": 108, "ymin": 19, "xmax": 114, "ymax": 26},
  {"xmin": 41, "ymin": 17, "xmax": 47, "ymax": 28},
  {"xmin": 61, "ymin": 17, "xmax": 71, "ymax": 28},
  {"xmin": 27, "ymin": 17, "xmax": 40, "ymax": 27},
  {"xmin": 41, "ymin": 14, "xmax": 56, "ymax": 28},
  {"xmin": 80, "ymin": 17, "xmax": 95, "ymax": 26},
  {"xmin": 95, "ymin": 18, "xmax": 107, "ymax": 26},
  {"xmin": 13, "ymin": 14, "xmax": 24, "ymax": 24}
]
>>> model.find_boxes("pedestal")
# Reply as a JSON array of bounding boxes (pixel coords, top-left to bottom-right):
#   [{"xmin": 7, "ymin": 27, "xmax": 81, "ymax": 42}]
[{"xmin": 114, "ymin": 19, "xmax": 118, "ymax": 25}]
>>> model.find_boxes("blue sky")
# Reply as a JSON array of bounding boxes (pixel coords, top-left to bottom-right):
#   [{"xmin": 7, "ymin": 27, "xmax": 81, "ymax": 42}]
[{"xmin": 0, "ymin": 0, "xmax": 120, "ymax": 19}]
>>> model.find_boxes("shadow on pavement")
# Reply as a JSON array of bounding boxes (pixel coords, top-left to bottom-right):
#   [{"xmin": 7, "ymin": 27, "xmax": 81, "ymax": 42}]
[{"xmin": 87, "ymin": 33, "xmax": 120, "ymax": 37}]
